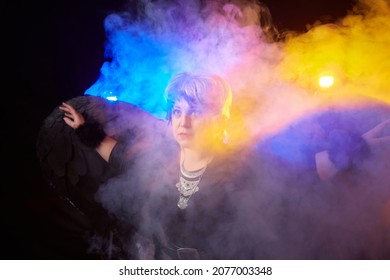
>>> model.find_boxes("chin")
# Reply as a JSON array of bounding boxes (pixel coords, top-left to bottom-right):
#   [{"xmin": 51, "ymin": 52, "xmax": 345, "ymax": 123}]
[
  {"xmin": 178, "ymin": 142, "xmax": 193, "ymax": 149},
  {"xmin": 176, "ymin": 139, "xmax": 194, "ymax": 149}
]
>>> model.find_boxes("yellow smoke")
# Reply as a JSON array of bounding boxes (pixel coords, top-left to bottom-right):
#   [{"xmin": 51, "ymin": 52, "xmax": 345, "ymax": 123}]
[{"xmin": 278, "ymin": 0, "xmax": 390, "ymax": 106}]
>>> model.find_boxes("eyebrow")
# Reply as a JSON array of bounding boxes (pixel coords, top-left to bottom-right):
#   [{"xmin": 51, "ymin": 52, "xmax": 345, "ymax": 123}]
[{"xmin": 173, "ymin": 100, "xmax": 207, "ymax": 113}]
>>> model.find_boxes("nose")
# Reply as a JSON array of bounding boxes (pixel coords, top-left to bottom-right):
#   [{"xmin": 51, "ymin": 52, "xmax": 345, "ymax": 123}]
[{"xmin": 180, "ymin": 113, "xmax": 191, "ymax": 128}]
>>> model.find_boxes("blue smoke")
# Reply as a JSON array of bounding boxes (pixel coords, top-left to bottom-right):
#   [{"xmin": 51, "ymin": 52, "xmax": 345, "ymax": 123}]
[{"xmin": 85, "ymin": 13, "xmax": 173, "ymax": 119}]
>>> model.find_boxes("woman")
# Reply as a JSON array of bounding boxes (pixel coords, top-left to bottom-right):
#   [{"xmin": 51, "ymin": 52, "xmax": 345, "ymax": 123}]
[
  {"xmin": 60, "ymin": 72, "xmax": 270, "ymax": 259},
  {"xmin": 134, "ymin": 72, "xmax": 268, "ymax": 259},
  {"xmin": 163, "ymin": 72, "xmax": 233, "ymax": 209}
]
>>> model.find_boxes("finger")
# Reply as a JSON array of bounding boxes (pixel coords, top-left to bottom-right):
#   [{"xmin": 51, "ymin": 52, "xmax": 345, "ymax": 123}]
[
  {"xmin": 367, "ymin": 136, "xmax": 390, "ymax": 145},
  {"xmin": 59, "ymin": 105, "xmax": 69, "ymax": 112},
  {"xmin": 64, "ymin": 104, "xmax": 77, "ymax": 115},
  {"xmin": 63, "ymin": 112, "xmax": 74, "ymax": 120},
  {"xmin": 61, "ymin": 102, "xmax": 77, "ymax": 114},
  {"xmin": 60, "ymin": 102, "xmax": 71, "ymax": 110},
  {"xmin": 375, "ymin": 119, "xmax": 390, "ymax": 129},
  {"xmin": 59, "ymin": 105, "xmax": 75, "ymax": 116},
  {"xmin": 362, "ymin": 119, "xmax": 390, "ymax": 139},
  {"xmin": 63, "ymin": 117, "xmax": 75, "ymax": 128}
]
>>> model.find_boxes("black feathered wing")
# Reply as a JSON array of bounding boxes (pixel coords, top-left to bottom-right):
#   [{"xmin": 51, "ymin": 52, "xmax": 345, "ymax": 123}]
[
  {"xmin": 37, "ymin": 94, "xmax": 171, "ymax": 201},
  {"xmin": 253, "ymin": 100, "xmax": 390, "ymax": 259},
  {"xmin": 35, "ymin": 94, "xmax": 171, "ymax": 259}
]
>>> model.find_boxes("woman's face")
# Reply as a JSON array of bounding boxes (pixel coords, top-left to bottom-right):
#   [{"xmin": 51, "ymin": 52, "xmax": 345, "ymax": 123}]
[{"xmin": 171, "ymin": 98, "xmax": 220, "ymax": 150}]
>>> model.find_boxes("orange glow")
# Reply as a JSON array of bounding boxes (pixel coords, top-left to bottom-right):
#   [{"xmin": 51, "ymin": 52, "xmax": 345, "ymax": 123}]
[{"xmin": 319, "ymin": 75, "xmax": 334, "ymax": 88}]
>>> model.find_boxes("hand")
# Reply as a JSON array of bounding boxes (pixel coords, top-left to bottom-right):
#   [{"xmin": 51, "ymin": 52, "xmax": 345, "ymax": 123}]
[
  {"xmin": 59, "ymin": 102, "xmax": 85, "ymax": 129},
  {"xmin": 315, "ymin": 150, "xmax": 339, "ymax": 181},
  {"xmin": 362, "ymin": 119, "xmax": 390, "ymax": 145}
]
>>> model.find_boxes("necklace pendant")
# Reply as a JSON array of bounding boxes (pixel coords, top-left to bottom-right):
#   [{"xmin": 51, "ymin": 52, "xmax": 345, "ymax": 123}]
[
  {"xmin": 177, "ymin": 196, "xmax": 188, "ymax": 209},
  {"xmin": 176, "ymin": 162, "xmax": 208, "ymax": 210}
]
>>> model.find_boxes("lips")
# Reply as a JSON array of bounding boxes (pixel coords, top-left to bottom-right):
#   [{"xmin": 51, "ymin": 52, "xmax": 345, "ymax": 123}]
[{"xmin": 178, "ymin": 132, "xmax": 192, "ymax": 138}]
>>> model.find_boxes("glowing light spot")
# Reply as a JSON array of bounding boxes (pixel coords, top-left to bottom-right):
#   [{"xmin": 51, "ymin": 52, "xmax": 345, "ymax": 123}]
[
  {"xmin": 106, "ymin": 96, "xmax": 118, "ymax": 101},
  {"xmin": 319, "ymin": 75, "xmax": 334, "ymax": 88}
]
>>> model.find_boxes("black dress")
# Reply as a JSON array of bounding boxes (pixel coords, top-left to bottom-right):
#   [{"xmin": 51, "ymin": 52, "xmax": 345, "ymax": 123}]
[{"xmin": 109, "ymin": 145, "xmax": 286, "ymax": 260}]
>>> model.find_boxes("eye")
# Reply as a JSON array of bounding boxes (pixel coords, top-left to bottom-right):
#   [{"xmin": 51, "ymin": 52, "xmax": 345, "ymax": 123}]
[
  {"xmin": 190, "ymin": 110, "xmax": 200, "ymax": 117},
  {"xmin": 172, "ymin": 108, "xmax": 182, "ymax": 118},
  {"xmin": 189, "ymin": 108, "xmax": 203, "ymax": 117}
]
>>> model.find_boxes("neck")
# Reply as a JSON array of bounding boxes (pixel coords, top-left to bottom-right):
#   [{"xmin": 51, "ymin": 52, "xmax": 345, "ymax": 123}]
[{"xmin": 181, "ymin": 148, "xmax": 213, "ymax": 172}]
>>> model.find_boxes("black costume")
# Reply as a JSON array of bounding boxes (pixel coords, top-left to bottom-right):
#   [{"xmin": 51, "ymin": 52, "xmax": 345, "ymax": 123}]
[
  {"xmin": 37, "ymin": 95, "xmax": 390, "ymax": 259},
  {"xmin": 115, "ymin": 147, "xmax": 279, "ymax": 259}
]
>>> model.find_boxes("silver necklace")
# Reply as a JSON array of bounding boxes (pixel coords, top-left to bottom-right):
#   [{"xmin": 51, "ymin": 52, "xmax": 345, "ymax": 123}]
[{"xmin": 176, "ymin": 163, "xmax": 207, "ymax": 209}]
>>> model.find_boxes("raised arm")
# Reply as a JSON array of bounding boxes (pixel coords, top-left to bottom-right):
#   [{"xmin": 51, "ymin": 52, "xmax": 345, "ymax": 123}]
[
  {"xmin": 315, "ymin": 119, "xmax": 390, "ymax": 181},
  {"xmin": 362, "ymin": 119, "xmax": 390, "ymax": 145},
  {"xmin": 59, "ymin": 102, "xmax": 117, "ymax": 162}
]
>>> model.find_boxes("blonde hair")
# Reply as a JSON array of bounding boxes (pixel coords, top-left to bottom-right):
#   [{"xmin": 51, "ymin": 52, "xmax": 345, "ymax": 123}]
[{"xmin": 164, "ymin": 72, "xmax": 232, "ymax": 122}]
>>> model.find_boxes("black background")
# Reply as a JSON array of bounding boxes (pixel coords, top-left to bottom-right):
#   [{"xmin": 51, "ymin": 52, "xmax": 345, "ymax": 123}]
[{"xmin": 2, "ymin": 0, "xmax": 356, "ymax": 259}]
